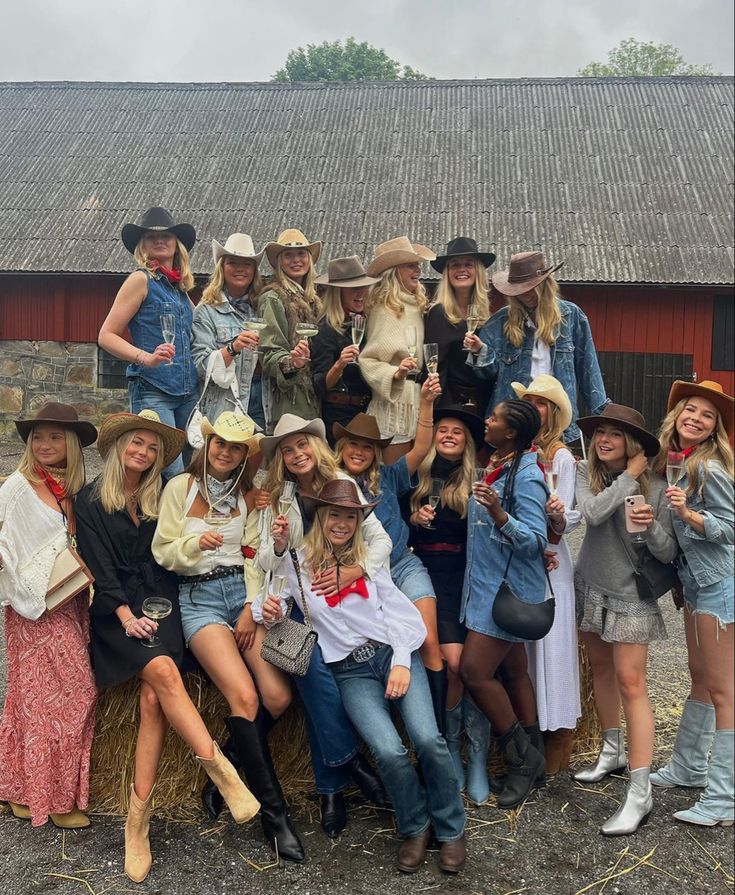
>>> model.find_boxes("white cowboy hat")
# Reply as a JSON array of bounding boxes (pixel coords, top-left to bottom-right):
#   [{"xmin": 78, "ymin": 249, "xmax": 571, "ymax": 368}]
[
  {"xmin": 199, "ymin": 411, "xmax": 263, "ymax": 455},
  {"xmin": 258, "ymin": 414, "xmax": 326, "ymax": 460},
  {"xmin": 212, "ymin": 233, "xmax": 265, "ymax": 265},
  {"xmin": 511, "ymin": 374, "xmax": 573, "ymax": 432},
  {"xmin": 97, "ymin": 410, "xmax": 186, "ymax": 469},
  {"xmin": 265, "ymin": 228, "xmax": 322, "ymax": 268},
  {"xmin": 366, "ymin": 236, "xmax": 436, "ymax": 278}
]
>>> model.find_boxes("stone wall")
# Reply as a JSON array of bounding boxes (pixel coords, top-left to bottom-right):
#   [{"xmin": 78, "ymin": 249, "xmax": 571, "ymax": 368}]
[{"xmin": 0, "ymin": 340, "xmax": 127, "ymax": 437}]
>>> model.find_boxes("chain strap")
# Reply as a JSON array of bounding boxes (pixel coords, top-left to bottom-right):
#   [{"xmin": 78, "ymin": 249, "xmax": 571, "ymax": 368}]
[{"xmin": 289, "ymin": 549, "xmax": 313, "ymax": 629}]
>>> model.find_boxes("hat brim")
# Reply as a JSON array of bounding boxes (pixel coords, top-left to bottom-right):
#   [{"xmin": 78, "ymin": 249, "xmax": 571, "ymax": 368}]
[
  {"xmin": 199, "ymin": 417, "xmax": 263, "ymax": 455},
  {"xmin": 332, "ymin": 421, "xmax": 393, "ymax": 446},
  {"xmin": 431, "ymin": 251, "xmax": 497, "ymax": 273},
  {"xmin": 577, "ymin": 414, "xmax": 660, "ymax": 457},
  {"xmin": 433, "ymin": 406, "xmax": 486, "ymax": 448},
  {"xmin": 15, "ymin": 417, "xmax": 98, "ymax": 448},
  {"xmin": 265, "ymin": 240, "xmax": 322, "ymax": 268},
  {"xmin": 667, "ymin": 380, "xmax": 734, "ymax": 437},
  {"xmin": 121, "ymin": 222, "xmax": 196, "ymax": 254},
  {"xmin": 259, "ymin": 418, "xmax": 327, "ymax": 460},
  {"xmin": 366, "ymin": 244, "xmax": 436, "ymax": 278},
  {"xmin": 97, "ymin": 413, "xmax": 186, "ymax": 468},
  {"xmin": 492, "ymin": 261, "xmax": 564, "ymax": 297},
  {"xmin": 212, "ymin": 238, "xmax": 265, "ymax": 265},
  {"xmin": 511, "ymin": 380, "xmax": 573, "ymax": 432},
  {"xmin": 299, "ymin": 491, "xmax": 378, "ymax": 519},
  {"xmin": 314, "ymin": 272, "xmax": 379, "ymax": 288}
]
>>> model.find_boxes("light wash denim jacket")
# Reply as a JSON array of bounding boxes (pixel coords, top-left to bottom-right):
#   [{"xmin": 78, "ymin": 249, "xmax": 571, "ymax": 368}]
[
  {"xmin": 671, "ymin": 461, "xmax": 734, "ymax": 590},
  {"xmin": 471, "ymin": 299, "xmax": 609, "ymax": 441}
]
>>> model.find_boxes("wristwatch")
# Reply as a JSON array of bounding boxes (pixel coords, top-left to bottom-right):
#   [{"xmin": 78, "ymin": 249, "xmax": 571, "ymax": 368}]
[{"xmin": 226, "ymin": 340, "xmax": 240, "ymax": 357}]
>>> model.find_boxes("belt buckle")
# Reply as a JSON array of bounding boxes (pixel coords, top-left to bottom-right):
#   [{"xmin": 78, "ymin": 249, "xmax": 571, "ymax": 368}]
[{"xmin": 352, "ymin": 642, "xmax": 376, "ymax": 663}]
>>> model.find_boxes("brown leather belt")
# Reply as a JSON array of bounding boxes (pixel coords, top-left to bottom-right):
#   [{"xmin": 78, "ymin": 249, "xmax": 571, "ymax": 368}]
[
  {"xmin": 326, "ymin": 391, "xmax": 370, "ymax": 407},
  {"xmin": 416, "ymin": 543, "xmax": 464, "ymax": 554}
]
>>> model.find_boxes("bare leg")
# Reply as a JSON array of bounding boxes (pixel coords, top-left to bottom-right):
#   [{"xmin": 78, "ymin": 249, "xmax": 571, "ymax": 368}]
[
  {"xmin": 459, "ymin": 631, "xmax": 515, "ymax": 733},
  {"xmin": 133, "ymin": 682, "xmax": 167, "ymax": 801},
  {"xmin": 613, "ymin": 642, "xmax": 653, "ymax": 769},
  {"xmin": 683, "ymin": 607, "xmax": 713, "ymax": 704},
  {"xmin": 189, "ymin": 624, "xmax": 260, "ymax": 718},
  {"xmin": 498, "ymin": 644, "xmax": 538, "ymax": 727},
  {"xmin": 581, "ymin": 631, "xmax": 621, "ymax": 729},
  {"xmin": 690, "ymin": 610, "xmax": 734, "ymax": 729},
  {"xmin": 244, "ymin": 624, "xmax": 293, "ymax": 719},
  {"xmin": 415, "ymin": 597, "xmax": 443, "ymax": 671},
  {"xmin": 441, "ymin": 642, "xmax": 464, "ymax": 708}
]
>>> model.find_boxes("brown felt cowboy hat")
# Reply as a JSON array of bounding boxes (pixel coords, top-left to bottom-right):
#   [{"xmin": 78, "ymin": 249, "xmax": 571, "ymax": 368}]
[
  {"xmin": 492, "ymin": 251, "xmax": 564, "ymax": 297},
  {"xmin": 433, "ymin": 403, "xmax": 486, "ymax": 448},
  {"xmin": 315, "ymin": 256, "xmax": 379, "ymax": 289},
  {"xmin": 332, "ymin": 414, "xmax": 394, "ymax": 447},
  {"xmin": 366, "ymin": 237, "xmax": 436, "ymax": 278},
  {"xmin": 667, "ymin": 380, "xmax": 734, "ymax": 438},
  {"xmin": 211, "ymin": 233, "xmax": 265, "ymax": 265},
  {"xmin": 265, "ymin": 229, "xmax": 321, "ymax": 268},
  {"xmin": 16, "ymin": 402, "xmax": 97, "ymax": 447},
  {"xmin": 577, "ymin": 404, "xmax": 660, "ymax": 457},
  {"xmin": 299, "ymin": 478, "xmax": 379, "ymax": 518},
  {"xmin": 97, "ymin": 410, "xmax": 186, "ymax": 469},
  {"xmin": 121, "ymin": 207, "xmax": 196, "ymax": 254},
  {"xmin": 431, "ymin": 237, "xmax": 496, "ymax": 274}
]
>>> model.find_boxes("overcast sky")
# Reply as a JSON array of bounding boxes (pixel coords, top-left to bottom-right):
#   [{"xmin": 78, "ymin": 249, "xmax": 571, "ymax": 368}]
[{"xmin": 1, "ymin": 0, "xmax": 732, "ymax": 81}]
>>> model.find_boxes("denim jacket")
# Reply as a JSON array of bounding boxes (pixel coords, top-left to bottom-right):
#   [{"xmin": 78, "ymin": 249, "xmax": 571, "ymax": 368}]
[
  {"xmin": 471, "ymin": 299, "xmax": 608, "ymax": 441},
  {"xmin": 671, "ymin": 461, "xmax": 734, "ymax": 589},
  {"xmin": 190, "ymin": 296, "xmax": 259, "ymax": 421}
]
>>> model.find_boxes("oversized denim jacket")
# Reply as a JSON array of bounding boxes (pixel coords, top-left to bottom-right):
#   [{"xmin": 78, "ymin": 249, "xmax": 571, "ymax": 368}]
[
  {"xmin": 471, "ymin": 299, "xmax": 609, "ymax": 441},
  {"xmin": 671, "ymin": 461, "xmax": 734, "ymax": 589}
]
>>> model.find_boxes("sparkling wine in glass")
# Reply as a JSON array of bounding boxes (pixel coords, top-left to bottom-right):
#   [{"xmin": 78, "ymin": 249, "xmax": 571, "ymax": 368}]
[
  {"xmin": 425, "ymin": 478, "xmax": 443, "ymax": 530},
  {"xmin": 425, "ymin": 342, "xmax": 439, "ymax": 376},
  {"xmin": 464, "ymin": 306, "xmax": 480, "ymax": 352},
  {"xmin": 271, "ymin": 574, "xmax": 287, "ymax": 597},
  {"xmin": 544, "ymin": 468, "xmax": 559, "ymax": 496},
  {"xmin": 295, "ymin": 322, "xmax": 319, "ymax": 341},
  {"xmin": 405, "ymin": 325, "xmax": 418, "ymax": 379},
  {"xmin": 278, "ymin": 481, "xmax": 297, "ymax": 517},
  {"xmin": 160, "ymin": 313, "xmax": 176, "ymax": 365},
  {"xmin": 666, "ymin": 450, "xmax": 686, "ymax": 509},
  {"xmin": 140, "ymin": 597, "xmax": 172, "ymax": 648},
  {"xmin": 243, "ymin": 317, "xmax": 266, "ymax": 351},
  {"xmin": 472, "ymin": 466, "xmax": 490, "ymax": 526},
  {"xmin": 349, "ymin": 314, "xmax": 366, "ymax": 364},
  {"xmin": 204, "ymin": 508, "xmax": 231, "ymax": 554}
]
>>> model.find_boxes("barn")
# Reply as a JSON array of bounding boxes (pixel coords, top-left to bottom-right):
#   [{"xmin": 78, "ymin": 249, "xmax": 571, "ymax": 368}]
[{"xmin": 0, "ymin": 76, "xmax": 732, "ymax": 434}]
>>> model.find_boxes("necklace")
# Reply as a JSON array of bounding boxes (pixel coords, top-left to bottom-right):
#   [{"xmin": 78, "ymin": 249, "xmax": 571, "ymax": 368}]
[
  {"xmin": 489, "ymin": 450, "xmax": 516, "ymax": 468},
  {"xmin": 125, "ymin": 488, "xmax": 139, "ymax": 507}
]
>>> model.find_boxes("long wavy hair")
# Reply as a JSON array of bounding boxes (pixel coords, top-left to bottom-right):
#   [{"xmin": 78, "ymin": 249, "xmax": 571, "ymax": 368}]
[
  {"xmin": 410, "ymin": 421, "xmax": 476, "ymax": 518},
  {"xmin": 94, "ymin": 430, "xmax": 165, "ymax": 519},
  {"xmin": 588, "ymin": 430, "xmax": 650, "ymax": 498},
  {"xmin": 18, "ymin": 429, "xmax": 86, "ymax": 496},
  {"xmin": 265, "ymin": 435, "xmax": 338, "ymax": 512},
  {"xmin": 432, "ymin": 260, "xmax": 490, "ymax": 325},
  {"xmin": 302, "ymin": 506, "xmax": 367, "ymax": 577},
  {"xmin": 133, "ymin": 238, "xmax": 195, "ymax": 292},
  {"xmin": 334, "ymin": 437, "xmax": 383, "ymax": 495},
  {"xmin": 318, "ymin": 285, "xmax": 349, "ymax": 334},
  {"xmin": 367, "ymin": 267, "xmax": 429, "ymax": 318},
  {"xmin": 200, "ymin": 257, "xmax": 264, "ymax": 308},
  {"xmin": 260, "ymin": 255, "xmax": 321, "ymax": 323},
  {"xmin": 653, "ymin": 398, "xmax": 734, "ymax": 496},
  {"xmin": 503, "ymin": 276, "xmax": 562, "ymax": 348}
]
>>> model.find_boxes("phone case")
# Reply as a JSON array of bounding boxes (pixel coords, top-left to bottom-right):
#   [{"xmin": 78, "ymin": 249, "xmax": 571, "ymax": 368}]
[{"xmin": 624, "ymin": 494, "xmax": 647, "ymax": 533}]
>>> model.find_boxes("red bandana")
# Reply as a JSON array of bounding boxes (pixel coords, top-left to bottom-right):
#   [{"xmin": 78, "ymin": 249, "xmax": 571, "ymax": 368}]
[
  {"xmin": 149, "ymin": 260, "xmax": 183, "ymax": 285},
  {"xmin": 35, "ymin": 464, "xmax": 68, "ymax": 501},
  {"xmin": 483, "ymin": 445, "xmax": 545, "ymax": 486},
  {"xmin": 325, "ymin": 577, "xmax": 370, "ymax": 608},
  {"xmin": 671, "ymin": 441, "xmax": 699, "ymax": 460}
]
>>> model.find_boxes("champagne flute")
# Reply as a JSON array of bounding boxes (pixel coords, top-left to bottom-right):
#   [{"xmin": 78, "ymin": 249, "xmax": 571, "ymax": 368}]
[
  {"xmin": 160, "ymin": 313, "xmax": 176, "ymax": 365},
  {"xmin": 252, "ymin": 468, "xmax": 269, "ymax": 490},
  {"xmin": 544, "ymin": 466, "xmax": 559, "ymax": 496},
  {"xmin": 425, "ymin": 342, "xmax": 439, "ymax": 376},
  {"xmin": 140, "ymin": 597, "xmax": 172, "ymax": 648},
  {"xmin": 278, "ymin": 480, "xmax": 297, "ymax": 518},
  {"xmin": 271, "ymin": 574, "xmax": 287, "ymax": 597},
  {"xmin": 425, "ymin": 478, "xmax": 443, "ymax": 530},
  {"xmin": 405, "ymin": 325, "xmax": 418, "ymax": 379},
  {"xmin": 472, "ymin": 467, "xmax": 490, "ymax": 526},
  {"xmin": 349, "ymin": 314, "xmax": 366, "ymax": 364},
  {"xmin": 243, "ymin": 317, "xmax": 266, "ymax": 351},
  {"xmin": 666, "ymin": 450, "xmax": 686, "ymax": 509},
  {"xmin": 203, "ymin": 508, "xmax": 231, "ymax": 554}
]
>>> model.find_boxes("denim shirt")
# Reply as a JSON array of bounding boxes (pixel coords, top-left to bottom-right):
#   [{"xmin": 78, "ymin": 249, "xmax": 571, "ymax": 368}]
[
  {"xmin": 460, "ymin": 453, "xmax": 549, "ymax": 630},
  {"xmin": 126, "ymin": 270, "xmax": 197, "ymax": 397},
  {"xmin": 376, "ymin": 457, "xmax": 416, "ymax": 567},
  {"xmin": 471, "ymin": 299, "xmax": 609, "ymax": 441},
  {"xmin": 190, "ymin": 296, "xmax": 259, "ymax": 420},
  {"xmin": 670, "ymin": 461, "xmax": 734, "ymax": 589}
]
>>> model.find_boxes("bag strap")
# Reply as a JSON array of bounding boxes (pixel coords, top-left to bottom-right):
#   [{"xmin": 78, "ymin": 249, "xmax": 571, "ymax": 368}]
[
  {"xmin": 500, "ymin": 533, "xmax": 555, "ymax": 596},
  {"xmin": 289, "ymin": 549, "xmax": 313, "ymax": 629},
  {"xmin": 612, "ymin": 524, "xmax": 646, "ymax": 575}
]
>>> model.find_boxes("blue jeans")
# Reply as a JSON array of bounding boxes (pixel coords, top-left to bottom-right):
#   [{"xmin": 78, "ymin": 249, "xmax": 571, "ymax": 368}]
[
  {"xmin": 128, "ymin": 378, "xmax": 198, "ymax": 476},
  {"xmin": 290, "ymin": 604, "xmax": 357, "ymax": 794},
  {"xmin": 248, "ymin": 377, "xmax": 266, "ymax": 432},
  {"xmin": 331, "ymin": 647, "xmax": 466, "ymax": 841}
]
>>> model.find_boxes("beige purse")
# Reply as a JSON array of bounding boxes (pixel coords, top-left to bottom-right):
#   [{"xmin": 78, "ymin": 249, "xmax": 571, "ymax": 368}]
[{"xmin": 46, "ymin": 543, "xmax": 93, "ymax": 612}]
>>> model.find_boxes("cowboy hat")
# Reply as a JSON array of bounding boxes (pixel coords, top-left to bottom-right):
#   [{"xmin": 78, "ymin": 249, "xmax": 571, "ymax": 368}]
[
  {"xmin": 366, "ymin": 237, "xmax": 436, "ymax": 278},
  {"xmin": 212, "ymin": 233, "xmax": 265, "ymax": 265},
  {"xmin": 121, "ymin": 207, "xmax": 196, "ymax": 254},
  {"xmin": 511, "ymin": 375, "xmax": 573, "ymax": 433},
  {"xmin": 431, "ymin": 237, "xmax": 496, "ymax": 274},
  {"xmin": 299, "ymin": 478, "xmax": 378, "ymax": 519},
  {"xmin": 433, "ymin": 403, "xmax": 486, "ymax": 448},
  {"xmin": 315, "ymin": 256, "xmax": 379, "ymax": 289},
  {"xmin": 259, "ymin": 414, "xmax": 327, "ymax": 460},
  {"xmin": 96, "ymin": 410, "xmax": 185, "ymax": 469},
  {"xmin": 16, "ymin": 402, "xmax": 98, "ymax": 447},
  {"xmin": 265, "ymin": 229, "xmax": 321, "ymax": 268},
  {"xmin": 332, "ymin": 414, "xmax": 394, "ymax": 447},
  {"xmin": 577, "ymin": 404, "xmax": 660, "ymax": 457},
  {"xmin": 667, "ymin": 380, "xmax": 734, "ymax": 438},
  {"xmin": 492, "ymin": 251, "xmax": 564, "ymax": 297},
  {"xmin": 200, "ymin": 411, "xmax": 264, "ymax": 455}
]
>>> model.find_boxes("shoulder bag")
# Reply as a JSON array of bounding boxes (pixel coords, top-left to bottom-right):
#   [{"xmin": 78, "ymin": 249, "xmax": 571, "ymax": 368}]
[
  {"xmin": 186, "ymin": 349, "xmax": 251, "ymax": 449},
  {"xmin": 260, "ymin": 550, "xmax": 318, "ymax": 676},
  {"xmin": 492, "ymin": 538, "xmax": 556, "ymax": 641},
  {"xmin": 46, "ymin": 498, "xmax": 94, "ymax": 613},
  {"xmin": 615, "ymin": 528, "xmax": 680, "ymax": 601}
]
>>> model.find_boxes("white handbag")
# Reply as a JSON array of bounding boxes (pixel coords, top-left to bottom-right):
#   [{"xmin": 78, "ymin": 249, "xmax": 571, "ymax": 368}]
[{"xmin": 186, "ymin": 353, "xmax": 251, "ymax": 449}]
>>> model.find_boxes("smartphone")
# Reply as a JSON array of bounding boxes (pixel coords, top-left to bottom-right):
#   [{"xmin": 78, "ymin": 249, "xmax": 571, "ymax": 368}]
[{"xmin": 624, "ymin": 494, "xmax": 647, "ymax": 533}]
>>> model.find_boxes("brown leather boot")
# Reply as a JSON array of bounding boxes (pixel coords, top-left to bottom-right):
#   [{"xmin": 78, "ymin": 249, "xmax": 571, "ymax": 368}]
[
  {"xmin": 438, "ymin": 835, "xmax": 466, "ymax": 873},
  {"xmin": 397, "ymin": 829, "xmax": 432, "ymax": 873},
  {"xmin": 544, "ymin": 729, "xmax": 575, "ymax": 776}
]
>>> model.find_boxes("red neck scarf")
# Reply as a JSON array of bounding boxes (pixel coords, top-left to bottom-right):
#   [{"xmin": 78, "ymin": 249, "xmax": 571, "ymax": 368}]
[
  {"xmin": 35, "ymin": 464, "xmax": 68, "ymax": 501},
  {"xmin": 671, "ymin": 439, "xmax": 699, "ymax": 460},
  {"xmin": 483, "ymin": 446, "xmax": 544, "ymax": 486},
  {"xmin": 325, "ymin": 577, "xmax": 370, "ymax": 608},
  {"xmin": 149, "ymin": 260, "xmax": 183, "ymax": 285}
]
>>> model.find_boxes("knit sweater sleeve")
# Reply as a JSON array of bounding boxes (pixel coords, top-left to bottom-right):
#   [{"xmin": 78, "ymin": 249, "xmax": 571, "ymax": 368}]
[
  {"xmin": 151, "ymin": 475, "xmax": 203, "ymax": 573},
  {"xmin": 358, "ymin": 305, "xmax": 406, "ymax": 402}
]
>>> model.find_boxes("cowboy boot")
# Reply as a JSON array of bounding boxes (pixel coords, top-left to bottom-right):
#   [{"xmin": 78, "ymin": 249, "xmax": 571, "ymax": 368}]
[
  {"xmin": 425, "ymin": 665, "xmax": 448, "ymax": 737},
  {"xmin": 201, "ymin": 736, "xmax": 239, "ymax": 820},
  {"xmin": 196, "ymin": 742, "xmax": 260, "ymax": 824},
  {"xmin": 600, "ymin": 767, "xmax": 652, "ymax": 836},
  {"xmin": 651, "ymin": 699, "xmax": 716, "ymax": 789},
  {"xmin": 124, "ymin": 786, "xmax": 154, "ymax": 883},
  {"xmin": 674, "ymin": 730, "xmax": 735, "ymax": 827},
  {"xmin": 544, "ymin": 729, "xmax": 575, "ymax": 777},
  {"xmin": 345, "ymin": 752, "xmax": 387, "ymax": 805},
  {"xmin": 524, "ymin": 722, "xmax": 547, "ymax": 788},
  {"xmin": 495, "ymin": 722, "xmax": 545, "ymax": 810},
  {"xmin": 572, "ymin": 728, "xmax": 627, "ymax": 784},
  {"xmin": 445, "ymin": 701, "xmax": 465, "ymax": 791},
  {"xmin": 463, "ymin": 698, "xmax": 490, "ymax": 804}
]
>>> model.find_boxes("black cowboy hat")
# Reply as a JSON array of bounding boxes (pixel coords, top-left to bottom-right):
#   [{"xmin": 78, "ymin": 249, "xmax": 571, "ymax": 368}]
[
  {"xmin": 433, "ymin": 402, "xmax": 486, "ymax": 448},
  {"xmin": 431, "ymin": 237, "xmax": 496, "ymax": 274},
  {"xmin": 121, "ymin": 207, "xmax": 197, "ymax": 254}
]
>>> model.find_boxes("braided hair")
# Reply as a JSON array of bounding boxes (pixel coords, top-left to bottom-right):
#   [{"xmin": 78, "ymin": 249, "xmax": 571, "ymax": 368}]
[{"xmin": 499, "ymin": 399, "xmax": 542, "ymax": 514}]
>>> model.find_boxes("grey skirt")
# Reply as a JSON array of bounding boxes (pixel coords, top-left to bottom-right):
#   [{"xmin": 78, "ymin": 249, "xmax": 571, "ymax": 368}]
[{"xmin": 575, "ymin": 575, "xmax": 667, "ymax": 644}]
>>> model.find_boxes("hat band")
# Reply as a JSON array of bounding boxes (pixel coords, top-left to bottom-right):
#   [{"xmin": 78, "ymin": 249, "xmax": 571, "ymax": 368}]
[{"xmin": 507, "ymin": 267, "xmax": 554, "ymax": 283}]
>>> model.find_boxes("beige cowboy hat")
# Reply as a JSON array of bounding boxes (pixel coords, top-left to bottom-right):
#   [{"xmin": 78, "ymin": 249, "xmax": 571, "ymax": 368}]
[
  {"xmin": 200, "ymin": 411, "xmax": 263, "ymax": 455},
  {"xmin": 366, "ymin": 237, "xmax": 436, "ymax": 278},
  {"xmin": 265, "ymin": 228, "xmax": 322, "ymax": 268},
  {"xmin": 512, "ymin": 375, "xmax": 573, "ymax": 433},
  {"xmin": 212, "ymin": 233, "xmax": 265, "ymax": 265},
  {"xmin": 299, "ymin": 478, "xmax": 379, "ymax": 519},
  {"xmin": 259, "ymin": 414, "xmax": 327, "ymax": 460},
  {"xmin": 332, "ymin": 413, "xmax": 394, "ymax": 447},
  {"xmin": 97, "ymin": 410, "xmax": 185, "ymax": 469},
  {"xmin": 16, "ymin": 401, "xmax": 98, "ymax": 447},
  {"xmin": 315, "ymin": 256, "xmax": 379, "ymax": 289},
  {"xmin": 668, "ymin": 379, "xmax": 734, "ymax": 438},
  {"xmin": 492, "ymin": 251, "xmax": 564, "ymax": 297}
]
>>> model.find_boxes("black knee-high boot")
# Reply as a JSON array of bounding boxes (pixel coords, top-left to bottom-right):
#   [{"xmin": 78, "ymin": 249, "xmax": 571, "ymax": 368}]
[{"xmin": 425, "ymin": 665, "xmax": 448, "ymax": 737}]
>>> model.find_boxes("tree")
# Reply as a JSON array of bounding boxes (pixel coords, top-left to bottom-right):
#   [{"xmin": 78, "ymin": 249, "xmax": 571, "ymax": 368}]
[
  {"xmin": 272, "ymin": 37, "xmax": 431, "ymax": 82},
  {"xmin": 578, "ymin": 38, "xmax": 718, "ymax": 77}
]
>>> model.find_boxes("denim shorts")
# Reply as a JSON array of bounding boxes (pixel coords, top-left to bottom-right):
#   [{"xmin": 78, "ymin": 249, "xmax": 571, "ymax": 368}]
[
  {"xmin": 682, "ymin": 575, "xmax": 734, "ymax": 626},
  {"xmin": 178, "ymin": 573, "xmax": 248, "ymax": 643},
  {"xmin": 391, "ymin": 548, "xmax": 435, "ymax": 603}
]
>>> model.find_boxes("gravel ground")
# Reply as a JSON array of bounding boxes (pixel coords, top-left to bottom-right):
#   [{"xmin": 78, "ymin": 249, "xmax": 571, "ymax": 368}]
[{"xmin": 1, "ymin": 443, "xmax": 732, "ymax": 895}]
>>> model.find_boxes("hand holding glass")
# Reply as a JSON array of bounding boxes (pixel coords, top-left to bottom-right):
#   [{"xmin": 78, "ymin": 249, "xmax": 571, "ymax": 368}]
[
  {"xmin": 425, "ymin": 342, "xmax": 439, "ymax": 376},
  {"xmin": 278, "ymin": 481, "xmax": 297, "ymax": 517},
  {"xmin": 349, "ymin": 314, "xmax": 366, "ymax": 364},
  {"xmin": 472, "ymin": 467, "xmax": 490, "ymax": 526},
  {"xmin": 160, "ymin": 314, "xmax": 176, "ymax": 365},
  {"xmin": 425, "ymin": 478, "xmax": 443, "ymax": 530},
  {"xmin": 666, "ymin": 451, "xmax": 686, "ymax": 508},
  {"xmin": 405, "ymin": 325, "xmax": 418, "ymax": 379},
  {"xmin": 140, "ymin": 597, "xmax": 172, "ymax": 648},
  {"xmin": 204, "ymin": 508, "xmax": 231, "ymax": 553}
]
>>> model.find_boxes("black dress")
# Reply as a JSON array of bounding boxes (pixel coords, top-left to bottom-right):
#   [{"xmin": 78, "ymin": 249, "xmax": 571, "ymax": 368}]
[{"xmin": 75, "ymin": 482, "xmax": 184, "ymax": 689}]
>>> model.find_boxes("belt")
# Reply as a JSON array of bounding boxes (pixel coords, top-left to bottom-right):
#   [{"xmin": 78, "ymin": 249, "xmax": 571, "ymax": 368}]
[
  {"xmin": 180, "ymin": 565, "xmax": 244, "ymax": 585},
  {"xmin": 325, "ymin": 391, "xmax": 370, "ymax": 407},
  {"xmin": 348, "ymin": 639, "xmax": 384, "ymax": 663},
  {"xmin": 416, "ymin": 542, "xmax": 464, "ymax": 554}
]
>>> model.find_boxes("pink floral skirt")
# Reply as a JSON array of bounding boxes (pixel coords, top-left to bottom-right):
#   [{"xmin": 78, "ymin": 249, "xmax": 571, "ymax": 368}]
[{"xmin": 0, "ymin": 595, "xmax": 97, "ymax": 826}]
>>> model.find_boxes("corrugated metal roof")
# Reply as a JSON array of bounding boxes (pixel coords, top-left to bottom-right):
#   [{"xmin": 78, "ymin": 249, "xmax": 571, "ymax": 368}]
[{"xmin": 0, "ymin": 78, "xmax": 732, "ymax": 284}]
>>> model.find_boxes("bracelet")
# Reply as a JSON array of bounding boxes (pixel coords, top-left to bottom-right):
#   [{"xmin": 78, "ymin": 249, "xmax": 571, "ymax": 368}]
[
  {"xmin": 123, "ymin": 616, "xmax": 137, "ymax": 637},
  {"xmin": 134, "ymin": 349, "xmax": 146, "ymax": 366},
  {"xmin": 226, "ymin": 340, "xmax": 240, "ymax": 357},
  {"xmin": 417, "ymin": 420, "xmax": 433, "ymax": 428}
]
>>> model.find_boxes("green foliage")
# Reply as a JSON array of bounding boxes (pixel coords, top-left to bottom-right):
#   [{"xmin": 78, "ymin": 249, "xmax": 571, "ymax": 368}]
[
  {"xmin": 578, "ymin": 38, "xmax": 718, "ymax": 77},
  {"xmin": 272, "ymin": 37, "xmax": 431, "ymax": 82}
]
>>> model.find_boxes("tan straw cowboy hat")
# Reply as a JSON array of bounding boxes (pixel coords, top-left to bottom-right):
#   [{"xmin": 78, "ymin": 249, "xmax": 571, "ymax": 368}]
[
  {"xmin": 258, "ymin": 414, "xmax": 327, "ymax": 460},
  {"xmin": 212, "ymin": 233, "xmax": 265, "ymax": 265},
  {"xmin": 492, "ymin": 251, "xmax": 564, "ymax": 297},
  {"xmin": 366, "ymin": 237, "xmax": 436, "ymax": 278},
  {"xmin": 315, "ymin": 256, "xmax": 379, "ymax": 288},
  {"xmin": 16, "ymin": 402, "xmax": 97, "ymax": 447},
  {"xmin": 512, "ymin": 374, "xmax": 573, "ymax": 433},
  {"xmin": 200, "ymin": 411, "xmax": 263, "ymax": 455},
  {"xmin": 668, "ymin": 379, "xmax": 734, "ymax": 437},
  {"xmin": 97, "ymin": 410, "xmax": 185, "ymax": 468},
  {"xmin": 265, "ymin": 229, "xmax": 322, "ymax": 267}
]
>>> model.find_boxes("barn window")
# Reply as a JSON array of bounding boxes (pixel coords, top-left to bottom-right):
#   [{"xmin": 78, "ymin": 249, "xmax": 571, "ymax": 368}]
[
  {"xmin": 97, "ymin": 348, "xmax": 128, "ymax": 390},
  {"xmin": 711, "ymin": 296, "xmax": 734, "ymax": 371}
]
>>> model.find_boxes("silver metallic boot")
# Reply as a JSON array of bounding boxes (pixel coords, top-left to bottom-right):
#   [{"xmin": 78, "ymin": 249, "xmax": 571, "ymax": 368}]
[
  {"xmin": 572, "ymin": 728, "xmax": 627, "ymax": 784},
  {"xmin": 600, "ymin": 766, "xmax": 652, "ymax": 835}
]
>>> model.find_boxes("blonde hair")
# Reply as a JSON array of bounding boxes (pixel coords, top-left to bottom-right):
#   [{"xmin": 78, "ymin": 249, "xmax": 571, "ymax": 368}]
[
  {"xmin": 94, "ymin": 431, "xmax": 165, "ymax": 519},
  {"xmin": 522, "ymin": 397, "xmax": 565, "ymax": 458},
  {"xmin": 587, "ymin": 430, "xmax": 650, "ymax": 498},
  {"xmin": 200, "ymin": 257, "xmax": 264, "ymax": 308},
  {"xmin": 367, "ymin": 267, "xmax": 429, "ymax": 318},
  {"xmin": 260, "ymin": 255, "xmax": 321, "ymax": 323},
  {"xmin": 265, "ymin": 434, "xmax": 339, "ymax": 512},
  {"xmin": 432, "ymin": 261, "xmax": 490, "ymax": 325},
  {"xmin": 302, "ymin": 506, "xmax": 367, "ymax": 577},
  {"xmin": 410, "ymin": 422, "xmax": 477, "ymax": 518},
  {"xmin": 503, "ymin": 276, "xmax": 562, "ymax": 348},
  {"xmin": 334, "ymin": 437, "xmax": 383, "ymax": 495},
  {"xmin": 319, "ymin": 285, "xmax": 348, "ymax": 334},
  {"xmin": 133, "ymin": 238, "xmax": 195, "ymax": 293},
  {"xmin": 18, "ymin": 429, "xmax": 86, "ymax": 496},
  {"xmin": 654, "ymin": 398, "xmax": 734, "ymax": 496}
]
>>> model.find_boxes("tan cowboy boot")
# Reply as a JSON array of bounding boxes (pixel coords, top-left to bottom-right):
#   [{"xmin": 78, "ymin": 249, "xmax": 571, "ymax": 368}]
[
  {"xmin": 50, "ymin": 807, "xmax": 91, "ymax": 829},
  {"xmin": 124, "ymin": 786, "xmax": 154, "ymax": 883},
  {"xmin": 197, "ymin": 742, "xmax": 260, "ymax": 824}
]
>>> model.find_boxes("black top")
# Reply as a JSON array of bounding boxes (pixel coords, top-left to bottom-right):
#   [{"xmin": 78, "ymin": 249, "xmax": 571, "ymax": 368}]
[
  {"xmin": 410, "ymin": 500, "xmax": 468, "ymax": 554},
  {"xmin": 75, "ymin": 481, "xmax": 184, "ymax": 689}
]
